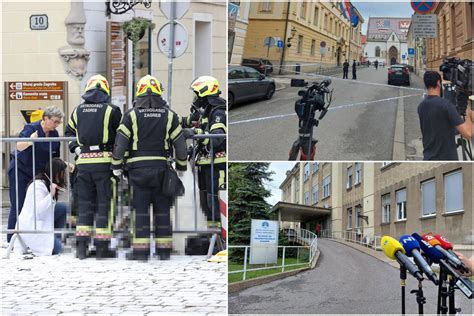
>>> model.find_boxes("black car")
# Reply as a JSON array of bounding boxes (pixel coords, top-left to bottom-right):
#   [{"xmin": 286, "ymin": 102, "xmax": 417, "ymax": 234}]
[
  {"xmin": 228, "ymin": 66, "xmax": 276, "ymax": 109},
  {"xmin": 242, "ymin": 58, "xmax": 273, "ymax": 74},
  {"xmin": 388, "ymin": 64, "xmax": 410, "ymax": 86}
]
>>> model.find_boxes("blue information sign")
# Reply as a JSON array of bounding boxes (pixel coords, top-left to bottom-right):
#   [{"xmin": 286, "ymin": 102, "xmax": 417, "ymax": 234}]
[
  {"xmin": 277, "ymin": 40, "xmax": 283, "ymax": 48},
  {"xmin": 408, "ymin": 48, "xmax": 415, "ymax": 56}
]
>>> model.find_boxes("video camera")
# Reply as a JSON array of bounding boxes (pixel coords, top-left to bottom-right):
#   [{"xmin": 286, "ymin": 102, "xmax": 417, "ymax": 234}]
[{"xmin": 439, "ymin": 58, "xmax": 473, "ymax": 115}]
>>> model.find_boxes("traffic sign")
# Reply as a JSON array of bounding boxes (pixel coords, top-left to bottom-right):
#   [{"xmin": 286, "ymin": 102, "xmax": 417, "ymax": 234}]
[
  {"xmin": 412, "ymin": 14, "xmax": 438, "ymax": 38},
  {"xmin": 411, "ymin": 1, "xmax": 437, "ymax": 15},
  {"xmin": 159, "ymin": 0, "xmax": 190, "ymax": 19},
  {"xmin": 320, "ymin": 46, "xmax": 327, "ymax": 56},
  {"xmin": 408, "ymin": 48, "xmax": 415, "ymax": 56},
  {"xmin": 277, "ymin": 40, "xmax": 283, "ymax": 48},
  {"xmin": 157, "ymin": 22, "xmax": 189, "ymax": 58},
  {"xmin": 264, "ymin": 37, "xmax": 275, "ymax": 47},
  {"xmin": 320, "ymin": 41, "xmax": 326, "ymax": 48},
  {"xmin": 402, "ymin": 54, "xmax": 406, "ymax": 60}
]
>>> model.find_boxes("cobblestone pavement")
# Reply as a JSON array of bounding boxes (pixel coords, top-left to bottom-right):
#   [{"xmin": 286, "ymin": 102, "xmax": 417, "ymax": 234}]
[{"xmin": 1, "ymin": 252, "xmax": 227, "ymax": 315}]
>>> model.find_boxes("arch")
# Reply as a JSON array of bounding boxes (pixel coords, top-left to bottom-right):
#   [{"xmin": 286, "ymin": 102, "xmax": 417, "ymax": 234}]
[
  {"xmin": 375, "ymin": 46, "xmax": 381, "ymax": 57},
  {"xmin": 388, "ymin": 46, "xmax": 398, "ymax": 65}
]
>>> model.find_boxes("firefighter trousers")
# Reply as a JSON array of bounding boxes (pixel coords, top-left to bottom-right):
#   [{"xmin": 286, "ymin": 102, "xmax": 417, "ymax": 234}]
[{"xmin": 199, "ymin": 163, "xmax": 226, "ymax": 223}]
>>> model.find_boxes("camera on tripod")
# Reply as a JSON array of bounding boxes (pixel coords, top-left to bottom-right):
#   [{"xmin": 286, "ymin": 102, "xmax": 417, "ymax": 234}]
[{"xmin": 439, "ymin": 58, "xmax": 473, "ymax": 115}]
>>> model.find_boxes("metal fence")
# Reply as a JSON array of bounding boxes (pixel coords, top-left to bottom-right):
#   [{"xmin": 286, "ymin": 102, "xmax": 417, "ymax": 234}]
[
  {"xmin": 1, "ymin": 133, "xmax": 226, "ymax": 258},
  {"xmin": 228, "ymin": 228, "xmax": 318, "ymax": 281},
  {"xmin": 319, "ymin": 229, "xmax": 382, "ymax": 250}
]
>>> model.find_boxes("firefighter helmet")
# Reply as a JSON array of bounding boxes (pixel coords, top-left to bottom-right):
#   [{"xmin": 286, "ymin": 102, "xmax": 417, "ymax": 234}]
[
  {"xmin": 135, "ymin": 75, "xmax": 163, "ymax": 97},
  {"xmin": 190, "ymin": 76, "xmax": 220, "ymax": 98},
  {"xmin": 84, "ymin": 74, "xmax": 110, "ymax": 96}
]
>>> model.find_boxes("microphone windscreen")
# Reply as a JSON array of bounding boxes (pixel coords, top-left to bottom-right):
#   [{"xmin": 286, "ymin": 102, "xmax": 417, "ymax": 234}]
[
  {"xmin": 399, "ymin": 235, "xmax": 420, "ymax": 256},
  {"xmin": 434, "ymin": 234, "xmax": 453, "ymax": 250},
  {"xmin": 412, "ymin": 233, "xmax": 444, "ymax": 263},
  {"xmin": 381, "ymin": 236, "xmax": 405, "ymax": 260},
  {"xmin": 422, "ymin": 233, "xmax": 441, "ymax": 247}
]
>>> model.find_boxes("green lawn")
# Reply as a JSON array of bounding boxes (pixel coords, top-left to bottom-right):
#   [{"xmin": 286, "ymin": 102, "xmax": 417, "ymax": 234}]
[{"xmin": 228, "ymin": 257, "xmax": 309, "ymax": 283}]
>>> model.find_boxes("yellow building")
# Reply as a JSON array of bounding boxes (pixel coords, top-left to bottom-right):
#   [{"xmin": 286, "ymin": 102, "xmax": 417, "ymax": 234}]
[
  {"xmin": 242, "ymin": 1, "xmax": 364, "ymax": 74},
  {"xmin": 228, "ymin": 1, "xmax": 251, "ymax": 65}
]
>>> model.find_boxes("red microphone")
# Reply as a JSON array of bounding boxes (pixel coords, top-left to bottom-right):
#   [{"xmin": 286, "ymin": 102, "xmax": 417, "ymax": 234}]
[{"xmin": 423, "ymin": 233, "xmax": 468, "ymax": 273}]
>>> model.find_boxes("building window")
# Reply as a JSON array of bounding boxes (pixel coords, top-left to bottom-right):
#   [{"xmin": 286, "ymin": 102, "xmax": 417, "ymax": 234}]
[
  {"xmin": 297, "ymin": 35, "xmax": 303, "ymax": 54},
  {"xmin": 304, "ymin": 163, "xmax": 310, "ymax": 181},
  {"xmin": 375, "ymin": 46, "xmax": 381, "ymax": 57},
  {"xmin": 450, "ymin": 4, "xmax": 456, "ymax": 50},
  {"xmin": 304, "ymin": 191, "xmax": 310, "ymax": 205},
  {"xmin": 300, "ymin": 1, "xmax": 306, "ymax": 19},
  {"xmin": 310, "ymin": 39, "xmax": 316, "ymax": 56},
  {"xmin": 355, "ymin": 162, "xmax": 362, "ymax": 184},
  {"xmin": 355, "ymin": 205, "xmax": 362, "ymax": 228},
  {"xmin": 347, "ymin": 208, "xmax": 352, "ymax": 229},
  {"xmin": 382, "ymin": 194, "xmax": 390, "ymax": 223},
  {"xmin": 313, "ymin": 6, "xmax": 319, "ymax": 27},
  {"xmin": 346, "ymin": 166, "xmax": 353, "ymax": 189},
  {"xmin": 260, "ymin": 1, "xmax": 272, "ymax": 12},
  {"xmin": 421, "ymin": 179, "xmax": 436, "ymax": 217},
  {"xmin": 312, "ymin": 184, "xmax": 319, "ymax": 204},
  {"xmin": 444, "ymin": 170, "xmax": 463, "ymax": 213},
  {"xmin": 313, "ymin": 162, "xmax": 319, "ymax": 173},
  {"xmin": 392, "ymin": 35, "xmax": 395, "ymax": 41},
  {"xmin": 396, "ymin": 189, "xmax": 407, "ymax": 221},
  {"xmin": 323, "ymin": 175, "xmax": 331, "ymax": 198}
]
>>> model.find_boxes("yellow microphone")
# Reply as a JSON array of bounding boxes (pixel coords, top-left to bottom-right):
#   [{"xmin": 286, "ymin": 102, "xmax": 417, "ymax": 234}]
[{"xmin": 381, "ymin": 236, "xmax": 423, "ymax": 281}]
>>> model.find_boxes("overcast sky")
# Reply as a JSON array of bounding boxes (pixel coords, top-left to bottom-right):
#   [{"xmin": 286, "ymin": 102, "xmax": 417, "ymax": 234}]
[
  {"xmin": 264, "ymin": 162, "xmax": 297, "ymax": 206},
  {"xmin": 352, "ymin": 1, "xmax": 415, "ymax": 35}
]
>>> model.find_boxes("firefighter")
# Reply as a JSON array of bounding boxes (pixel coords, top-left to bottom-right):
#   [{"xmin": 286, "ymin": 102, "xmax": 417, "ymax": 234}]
[
  {"xmin": 184, "ymin": 76, "xmax": 227, "ymax": 228},
  {"xmin": 65, "ymin": 74, "xmax": 122, "ymax": 259},
  {"xmin": 111, "ymin": 75, "xmax": 187, "ymax": 261}
]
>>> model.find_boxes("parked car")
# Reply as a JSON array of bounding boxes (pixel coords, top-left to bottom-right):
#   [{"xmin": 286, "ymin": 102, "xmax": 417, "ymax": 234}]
[
  {"xmin": 388, "ymin": 64, "xmax": 410, "ymax": 86},
  {"xmin": 242, "ymin": 58, "xmax": 273, "ymax": 74},
  {"xmin": 228, "ymin": 66, "xmax": 276, "ymax": 109}
]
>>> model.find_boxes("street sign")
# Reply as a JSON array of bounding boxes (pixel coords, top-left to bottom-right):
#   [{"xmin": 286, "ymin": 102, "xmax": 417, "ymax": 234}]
[
  {"xmin": 277, "ymin": 40, "xmax": 283, "ymax": 48},
  {"xmin": 264, "ymin": 36, "xmax": 275, "ymax": 47},
  {"xmin": 157, "ymin": 22, "xmax": 189, "ymax": 58},
  {"xmin": 402, "ymin": 54, "xmax": 406, "ymax": 60},
  {"xmin": 320, "ymin": 41, "xmax": 326, "ymax": 48},
  {"xmin": 228, "ymin": 2, "xmax": 239, "ymax": 31},
  {"xmin": 410, "ymin": 1, "xmax": 437, "ymax": 15},
  {"xmin": 159, "ymin": 0, "xmax": 190, "ymax": 19},
  {"xmin": 320, "ymin": 46, "xmax": 327, "ymax": 56},
  {"xmin": 412, "ymin": 14, "xmax": 438, "ymax": 38},
  {"xmin": 30, "ymin": 15, "xmax": 48, "ymax": 30},
  {"xmin": 408, "ymin": 48, "xmax": 415, "ymax": 56},
  {"xmin": 8, "ymin": 81, "xmax": 64, "ymax": 100}
]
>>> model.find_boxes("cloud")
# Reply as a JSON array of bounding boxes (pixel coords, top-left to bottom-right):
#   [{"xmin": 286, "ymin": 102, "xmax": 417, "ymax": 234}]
[{"xmin": 265, "ymin": 162, "xmax": 297, "ymax": 206}]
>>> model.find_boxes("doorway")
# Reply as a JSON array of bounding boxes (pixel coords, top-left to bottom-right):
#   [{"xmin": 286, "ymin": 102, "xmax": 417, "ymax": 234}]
[
  {"xmin": 389, "ymin": 46, "xmax": 398, "ymax": 65},
  {"xmin": 194, "ymin": 15, "xmax": 212, "ymax": 78}
]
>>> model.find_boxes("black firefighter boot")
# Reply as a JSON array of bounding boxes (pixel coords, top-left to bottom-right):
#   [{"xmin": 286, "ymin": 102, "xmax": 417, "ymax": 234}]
[
  {"xmin": 76, "ymin": 236, "xmax": 89, "ymax": 260},
  {"xmin": 95, "ymin": 239, "xmax": 117, "ymax": 259},
  {"xmin": 156, "ymin": 248, "xmax": 171, "ymax": 260},
  {"xmin": 126, "ymin": 248, "xmax": 150, "ymax": 261}
]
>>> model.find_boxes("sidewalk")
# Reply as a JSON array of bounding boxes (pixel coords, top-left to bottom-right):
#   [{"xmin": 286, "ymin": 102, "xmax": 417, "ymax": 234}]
[{"xmin": 1, "ymin": 251, "xmax": 227, "ymax": 315}]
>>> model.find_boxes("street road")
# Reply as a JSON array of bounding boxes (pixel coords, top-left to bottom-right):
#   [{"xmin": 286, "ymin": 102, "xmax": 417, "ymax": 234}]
[
  {"xmin": 229, "ymin": 67, "xmax": 426, "ymax": 161},
  {"xmin": 229, "ymin": 239, "xmax": 473, "ymax": 314}
]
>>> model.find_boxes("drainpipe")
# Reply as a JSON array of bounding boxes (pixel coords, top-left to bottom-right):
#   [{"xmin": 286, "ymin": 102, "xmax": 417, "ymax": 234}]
[{"xmin": 279, "ymin": 1, "xmax": 291, "ymax": 75}]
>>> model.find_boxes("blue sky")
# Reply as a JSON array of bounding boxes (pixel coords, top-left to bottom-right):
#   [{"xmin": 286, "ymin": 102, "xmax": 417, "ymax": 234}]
[{"xmin": 352, "ymin": 1, "xmax": 416, "ymax": 34}]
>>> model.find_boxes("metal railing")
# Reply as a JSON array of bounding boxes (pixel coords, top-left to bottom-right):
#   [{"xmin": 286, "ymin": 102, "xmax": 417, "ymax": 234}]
[
  {"xmin": 229, "ymin": 228, "xmax": 318, "ymax": 281},
  {"xmin": 1, "ymin": 133, "xmax": 226, "ymax": 258},
  {"xmin": 319, "ymin": 229, "xmax": 382, "ymax": 250}
]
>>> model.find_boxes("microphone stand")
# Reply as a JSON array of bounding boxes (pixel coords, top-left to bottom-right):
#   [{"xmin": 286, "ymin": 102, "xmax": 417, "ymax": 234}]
[
  {"xmin": 437, "ymin": 263, "xmax": 449, "ymax": 314},
  {"xmin": 411, "ymin": 279, "xmax": 426, "ymax": 315},
  {"xmin": 400, "ymin": 266, "xmax": 406, "ymax": 315},
  {"xmin": 448, "ymin": 275, "xmax": 458, "ymax": 315}
]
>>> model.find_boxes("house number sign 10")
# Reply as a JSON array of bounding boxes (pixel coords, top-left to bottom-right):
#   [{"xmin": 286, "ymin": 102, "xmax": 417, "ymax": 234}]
[{"xmin": 30, "ymin": 15, "xmax": 48, "ymax": 30}]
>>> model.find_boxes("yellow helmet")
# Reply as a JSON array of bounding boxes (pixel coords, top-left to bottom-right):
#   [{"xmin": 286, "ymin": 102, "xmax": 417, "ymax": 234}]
[
  {"xmin": 136, "ymin": 75, "xmax": 163, "ymax": 97},
  {"xmin": 84, "ymin": 74, "xmax": 110, "ymax": 96},
  {"xmin": 190, "ymin": 76, "xmax": 220, "ymax": 97}
]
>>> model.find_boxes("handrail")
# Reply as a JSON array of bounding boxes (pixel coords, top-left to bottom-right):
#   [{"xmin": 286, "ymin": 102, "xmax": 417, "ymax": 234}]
[{"xmin": 319, "ymin": 229, "xmax": 382, "ymax": 250}]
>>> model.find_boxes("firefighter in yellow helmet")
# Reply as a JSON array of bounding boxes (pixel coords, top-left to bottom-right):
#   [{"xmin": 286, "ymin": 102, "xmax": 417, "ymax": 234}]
[
  {"xmin": 65, "ymin": 74, "xmax": 122, "ymax": 259},
  {"xmin": 112, "ymin": 75, "xmax": 187, "ymax": 260},
  {"xmin": 183, "ymin": 76, "xmax": 227, "ymax": 229}
]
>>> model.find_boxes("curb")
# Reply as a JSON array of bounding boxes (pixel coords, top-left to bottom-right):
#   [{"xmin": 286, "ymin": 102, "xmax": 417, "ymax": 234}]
[
  {"xmin": 276, "ymin": 82, "xmax": 286, "ymax": 91},
  {"xmin": 229, "ymin": 249, "xmax": 320, "ymax": 294}
]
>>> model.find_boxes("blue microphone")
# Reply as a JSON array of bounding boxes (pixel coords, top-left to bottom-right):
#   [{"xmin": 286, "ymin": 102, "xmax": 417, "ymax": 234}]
[
  {"xmin": 411, "ymin": 233, "xmax": 444, "ymax": 263},
  {"xmin": 400, "ymin": 235, "xmax": 438, "ymax": 285}
]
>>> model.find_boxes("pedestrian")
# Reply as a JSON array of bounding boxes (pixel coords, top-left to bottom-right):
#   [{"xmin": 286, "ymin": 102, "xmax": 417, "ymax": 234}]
[
  {"xmin": 7, "ymin": 106, "xmax": 63, "ymax": 243},
  {"xmin": 183, "ymin": 76, "xmax": 227, "ymax": 229},
  {"xmin": 112, "ymin": 75, "xmax": 187, "ymax": 261},
  {"xmin": 374, "ymin": 60, "xmax": 379, "ymax": 70},
  {"xmin": 14, "ymin": 158, "xmax": 68, "ymax": 256},
  {"xmin": 342, "ymin": 60, "xmax": 349, "ymax": 79},
  {"xmin": 65, "ymin": 74, "xmax": 122, "ymax": 259},
  {"xmin": 352, "ymin": 59, "xmax": 357, "ymax": 80},
  {"xmin": 315, "ymin": 223, "xmax": 321, "ymax": 236},
  {"xmin": 417, "ymin": 71, "xmax": 472, "ymax": 160}
]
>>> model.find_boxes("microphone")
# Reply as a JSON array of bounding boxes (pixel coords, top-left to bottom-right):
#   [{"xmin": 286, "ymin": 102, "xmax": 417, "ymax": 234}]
[
  {"xmin": 412, "ymin": 233, "xmax": 444, "ymax": 263},
  {"xmin": 399, "ymin": 235, "xmax": 438, "ymax": 285},
  {"xmin": 433, "ymin": 233, "xmax": 470, "ymax": 274},
  {"xmin": 422, "ymin": 233, "xmax": 466, "ymax": 272},
  {"xmin": 381, "ymin": 236, "xmax": 424, "ymax": 281}
]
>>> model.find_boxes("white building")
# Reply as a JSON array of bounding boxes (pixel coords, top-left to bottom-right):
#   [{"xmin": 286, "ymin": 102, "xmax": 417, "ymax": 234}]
[{"xmin": 364, "ymin": 17, "xmax": 411, "ymax": 65}]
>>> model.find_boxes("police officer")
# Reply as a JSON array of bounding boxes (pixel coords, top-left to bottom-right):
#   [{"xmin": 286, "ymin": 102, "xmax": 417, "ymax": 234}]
[
  {"xmin": 65, "ymin": 74, "xmax": 122, "ymax": 259},
  {"xmin": 111, "ymin": 75, "xmax": 187, "ymax": 261},
  {"xmin": 184, "ymin": 76, "xmax": 227, "ymax": 229}
]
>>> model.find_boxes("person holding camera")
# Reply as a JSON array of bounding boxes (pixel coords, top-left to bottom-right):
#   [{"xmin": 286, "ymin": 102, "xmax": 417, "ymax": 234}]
[{"xmin": 417, "ymin": 71, "xmax": 472, "ymax": 160}]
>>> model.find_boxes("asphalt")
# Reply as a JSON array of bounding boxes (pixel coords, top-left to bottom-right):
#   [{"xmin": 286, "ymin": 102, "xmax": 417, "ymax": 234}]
[
  {"xmin": 229, "ymin": 67, "xmax": 426, "ymax": 161},
  {"xmin": 229, "ymin": 238, "xmax": 473, "ymax": 314}
]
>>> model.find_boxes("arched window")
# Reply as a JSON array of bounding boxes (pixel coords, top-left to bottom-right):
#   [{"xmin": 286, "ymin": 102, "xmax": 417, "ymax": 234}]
[{"xmin": 375, "ymin": 46, "xmax": 381, "ymax": 57}]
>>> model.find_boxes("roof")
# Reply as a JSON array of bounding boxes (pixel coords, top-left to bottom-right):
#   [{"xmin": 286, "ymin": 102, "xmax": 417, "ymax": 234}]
[
  {"xmin": 367, "ymin": 17, "xmax": 411, "ymax": 42},
  {"xmin": 271, "ymin": 201, "xmax": 331, "ymax": 222}
]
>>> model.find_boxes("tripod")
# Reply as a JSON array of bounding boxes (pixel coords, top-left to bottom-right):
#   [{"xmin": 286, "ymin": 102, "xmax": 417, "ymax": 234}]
[
  {"xmin": 289, "ymin": 115, "xmax": 319, "ymax": 161},
  {"xmin": 400, "ymin": 267, "xmax": 407, "ymax": 315},
  {"xmin": 437, "ymin": 264, "xmax": 449, "ymax": 314},
  {"xmin": 410, "ymin": 279, "xmax": 426, "ymax": 315},
  {"xmin": 457, "ymin": 114, "xmax": 473, "ymax": 161}
]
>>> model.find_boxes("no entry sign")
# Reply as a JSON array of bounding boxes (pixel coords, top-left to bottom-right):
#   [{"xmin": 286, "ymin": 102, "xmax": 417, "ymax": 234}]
[{"xmin": 411, "ymin": 1, "xmax": 437, "ymax": 14}]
